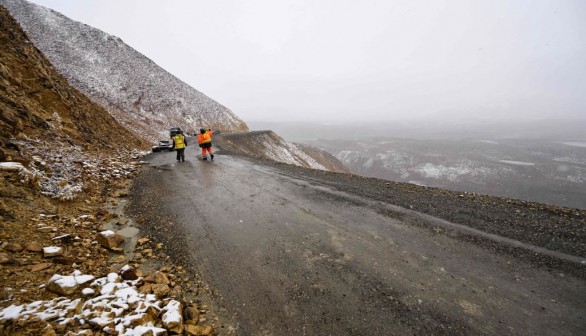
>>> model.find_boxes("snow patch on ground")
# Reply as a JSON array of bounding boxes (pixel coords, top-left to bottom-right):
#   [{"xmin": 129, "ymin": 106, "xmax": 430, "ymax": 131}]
[{"xmin": 0, "ymin": 269, "xmax": 172, "ymax": 335}]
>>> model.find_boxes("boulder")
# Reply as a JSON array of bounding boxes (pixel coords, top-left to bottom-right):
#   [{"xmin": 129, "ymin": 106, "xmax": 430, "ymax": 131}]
[{"xmin": 97, "ymin": 230, "xmax": 125, "ymax": 251}]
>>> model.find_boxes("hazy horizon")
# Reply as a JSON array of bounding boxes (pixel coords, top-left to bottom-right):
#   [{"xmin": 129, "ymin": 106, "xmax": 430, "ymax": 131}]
[{"xmin": 27, "ymin": 0, "xmax": 586, "ymax": 124}]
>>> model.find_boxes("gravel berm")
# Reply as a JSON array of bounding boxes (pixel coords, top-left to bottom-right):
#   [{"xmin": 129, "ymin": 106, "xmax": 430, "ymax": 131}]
[{"xmin": 216, "ymin": 138, "xmax": 586, "ymax": 279}]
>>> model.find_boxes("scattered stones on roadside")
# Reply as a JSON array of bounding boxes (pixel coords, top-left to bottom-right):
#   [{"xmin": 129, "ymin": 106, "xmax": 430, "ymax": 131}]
[
  {"xmin": 119, "ymin": 265, "xmax": 138, "ymax": 280},
  {"xmin": 26, "ymin": 241, "xmax": 43, "ymax": 252},
  {"xmin": 42, "ymin": 246, "xmax": 64, "ymax": 258},
  {"xmin": 155, "ymin": 271, "xmax": 171, "ymax": 285},
  {"xmin": 185, "ymin": 324, "xmax": 215, "ymax": 336},
  {"xmin": 96, "ymin": 230, "xmax": 125, "ymax": 251},
  {"xmin": 46, "ymin": 270, "xmax": 95, "ymax": 295},
  {"xmin": 0, "ymin": 252, "xmax": 17, "ymax": 265},
  {"xmin": 4, "ymin": 243, "xmax": 24, "ymax": 252},
  {"xmin": 0, "ymin": 146, "xmax": 220, "ymax": 335},
  {"xmin": 111, "ymin": 255, "xmax": 126, "ymax": 264},
  {"xmin": 1, "ymin": 268, "xmax": 216, "ymax": 335},
  {"xmin": 30, "ymin": 262, "xmax": 52, "ymax": 272}
]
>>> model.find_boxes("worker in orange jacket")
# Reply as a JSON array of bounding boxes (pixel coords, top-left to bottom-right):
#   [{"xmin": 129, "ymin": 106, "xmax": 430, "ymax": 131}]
[{"xmin": 197, "ymin": 128, "xmax": 214, "ymax": 160}]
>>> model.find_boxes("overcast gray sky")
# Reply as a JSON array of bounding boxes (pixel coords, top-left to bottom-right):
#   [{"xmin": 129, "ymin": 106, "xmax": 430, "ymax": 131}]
[{"xmin": 29, "ymin": 0, "xmax": 586, "ymax": 123}]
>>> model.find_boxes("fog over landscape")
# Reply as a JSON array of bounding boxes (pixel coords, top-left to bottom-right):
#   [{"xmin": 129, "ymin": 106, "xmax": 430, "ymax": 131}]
[{"xmin": 29, "ymin": 0, "xmax": 585, "ymax": 124}]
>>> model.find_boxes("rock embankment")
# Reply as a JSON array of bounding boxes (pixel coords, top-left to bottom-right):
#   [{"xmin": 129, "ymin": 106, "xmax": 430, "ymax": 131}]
[
  {"xmin": 0, "ymin": 154, "xmax": 218, "ymax": 335},
  {"xmin": 268, "ymin": 160, "xmax": 586, "ymax": 278}
]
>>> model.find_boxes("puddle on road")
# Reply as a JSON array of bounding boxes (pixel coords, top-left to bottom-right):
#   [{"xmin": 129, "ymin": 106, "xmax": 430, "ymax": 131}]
[{"xmin": 117, "ymin": 226, "xmax": 140, "ymax": 238}]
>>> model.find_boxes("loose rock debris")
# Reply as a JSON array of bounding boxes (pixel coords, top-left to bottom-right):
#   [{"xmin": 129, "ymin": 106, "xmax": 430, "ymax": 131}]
[{"xmin": 1, "ymin": 151, "xmax": 218, "ymax": 335}]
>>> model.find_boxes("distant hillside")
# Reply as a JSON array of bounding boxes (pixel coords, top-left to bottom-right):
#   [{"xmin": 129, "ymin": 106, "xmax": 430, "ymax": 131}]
[
  {"xmin": 2, "ymin": 0, "xmax": 248, "ymax": 142},
  {"xmin": 313, "ymin": 137, "xmax": 586, "ymax": 209}
]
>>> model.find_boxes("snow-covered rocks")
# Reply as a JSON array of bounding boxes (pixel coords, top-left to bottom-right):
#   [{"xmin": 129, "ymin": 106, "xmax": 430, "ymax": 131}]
[
  {"xmin": 0, "ymin": 268, "xmax": 212, "ymax": 335},
  {"xmin": 46, "ymin": 270, "xmax": 95, "ymax": 295},
  {"xmin": 42, "ymin": 246, "xmax": 64, "ymax": 258},
  {"xmin": 0, "ymin": 161, "xmax": 24, "ymax": 171},
  {"xmin": 162, "ymin": 300, "xmax": 184, "ymax": 334}
]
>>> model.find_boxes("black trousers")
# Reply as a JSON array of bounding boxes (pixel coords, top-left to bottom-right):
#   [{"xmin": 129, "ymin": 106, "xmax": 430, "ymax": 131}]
[{"xmin": 176, "ymin": 148, "xmax": 185, "ymax": 161}]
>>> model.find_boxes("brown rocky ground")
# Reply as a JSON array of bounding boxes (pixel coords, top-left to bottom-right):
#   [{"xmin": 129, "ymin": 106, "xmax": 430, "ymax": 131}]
[
  {"xmin": 1, "ymin": 157, "xmax": 219, "ymax": 335},
  {"xmin": 1, "ymin": 6, "xmax": 219, "ymax": 334}
]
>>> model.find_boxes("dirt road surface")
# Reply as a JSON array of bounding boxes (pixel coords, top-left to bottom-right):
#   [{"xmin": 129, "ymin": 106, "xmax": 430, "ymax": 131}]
[{"xmin": 127, "ymin": 151, "xmax": 585, "ymax": 335}]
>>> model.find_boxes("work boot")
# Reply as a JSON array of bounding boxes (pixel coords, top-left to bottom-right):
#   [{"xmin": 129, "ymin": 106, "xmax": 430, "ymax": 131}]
[
  {"xmin": 202, "ymin": 157, "xmax": 207, "ymax": 160},
  {"xmin": 211, "ymin": 154, "xmax": 214, "ymax": 160}
]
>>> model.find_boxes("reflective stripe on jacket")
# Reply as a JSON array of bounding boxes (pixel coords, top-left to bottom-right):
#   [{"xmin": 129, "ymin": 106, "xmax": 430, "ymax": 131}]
[
  {"xmin": 173, "ymin": 134, "xmax": 186, "ymax": 149},
  {"xmin": 198, "ymin": 132, "xmax": 212, "ymax": 144}
]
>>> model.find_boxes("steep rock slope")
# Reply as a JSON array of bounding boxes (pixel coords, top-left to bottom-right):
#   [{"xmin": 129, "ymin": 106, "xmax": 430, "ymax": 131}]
[
  {"xmin": 2, "ymin": 0, "xmax": 248, "ymax": 142},
  {"xmin": 1, "ymin": 4, "xmax": 143, "ymax": 200},
  {"xmin": 215, "ymin": 131, "xmax": 349, "ymax": 173}
]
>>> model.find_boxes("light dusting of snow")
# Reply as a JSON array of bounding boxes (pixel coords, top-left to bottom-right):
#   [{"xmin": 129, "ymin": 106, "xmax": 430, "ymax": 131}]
[
  {"xmin": 498, "ymin": 160, "xmax": 535, "ymax": 166},
  {"xmin": 562, "ymin": 142, "xmax": 586, "ymax": 148},
  {"xmin": 414, "ymin": 163, "xmax": 492, "ymax": 182},
  {"xmin": 3, "ymin": 0, "xmax": 249, "ymax": 141}
]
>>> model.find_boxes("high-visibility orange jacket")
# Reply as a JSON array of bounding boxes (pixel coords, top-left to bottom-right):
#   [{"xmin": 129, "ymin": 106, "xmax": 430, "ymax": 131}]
[
  {"xmin": 173, "ymin": 134, "xmax": 186, "ymax": 149},
  {"xmin": 197, "ymin": 131, "xmax": 212, "ymax": 145}
]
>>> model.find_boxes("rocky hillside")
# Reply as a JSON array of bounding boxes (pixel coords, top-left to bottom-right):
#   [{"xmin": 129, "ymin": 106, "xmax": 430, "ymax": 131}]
[
  {"xmin": 215, "ymin": 131, "xmax": 350, "ymax": 173},
  {"xmin": 2, "ymin": 0, "xmax": 248, "ymax": 142},
  {"xmin": 0, "ymin": 4, "xmax": 145, "ymax": 200},
  {"xmin": 2, "ymin": 0, "xmax": 350, "ymax": 172}
]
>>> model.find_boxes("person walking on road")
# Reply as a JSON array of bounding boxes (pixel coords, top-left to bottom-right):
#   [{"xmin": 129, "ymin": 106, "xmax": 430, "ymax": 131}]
[
  {"xmin": 172, "ymin": 131, "xmax": 187, "ymax": 162},
  {"xmin": 197, "ymin": 128, "xmax": 214, "ymax": 160}
]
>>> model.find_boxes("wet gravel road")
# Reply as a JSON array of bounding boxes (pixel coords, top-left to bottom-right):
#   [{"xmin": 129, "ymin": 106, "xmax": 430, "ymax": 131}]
[{"xmin": 128, "ymin": 151, "xmax": 586, "ymax": 335}]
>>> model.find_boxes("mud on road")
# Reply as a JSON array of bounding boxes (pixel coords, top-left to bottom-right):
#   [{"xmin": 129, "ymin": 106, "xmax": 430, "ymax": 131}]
[{"xmin": 127, "ymin": 150, "xmax": 586, "ymax": 335}]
